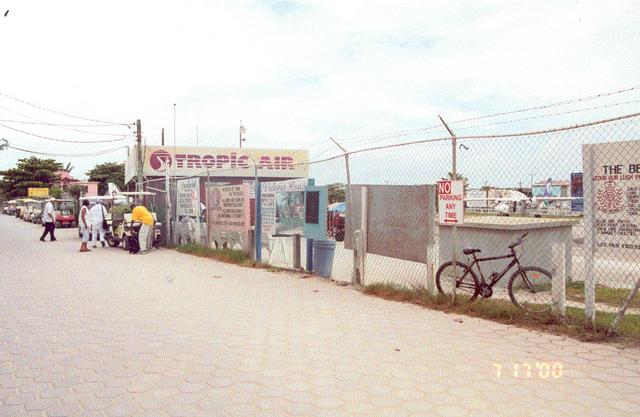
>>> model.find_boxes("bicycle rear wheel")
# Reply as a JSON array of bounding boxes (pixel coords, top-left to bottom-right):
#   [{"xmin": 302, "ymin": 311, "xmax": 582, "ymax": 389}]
[
  {"xmin": 508, "ymin": 266, "xmax": 553, "ymax": 313},
  {"xmin": 435, "ymin": 261, "xmax": 480, "ymax": 303}
]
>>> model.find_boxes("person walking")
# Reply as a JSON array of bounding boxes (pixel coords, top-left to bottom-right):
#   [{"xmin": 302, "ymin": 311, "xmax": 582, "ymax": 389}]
[
  {"xmin": 79, "ymin": 200, "xmax": 92, "ymax": 253},
  {"xmin": 39, "ymin": 197, "xmax": 57, "ymax": 242},
  {"xmin": 89, "ymin": 200, "xmax": 107, "ymax": 248},
  {"xmin": 130, "ymin": 203, "xmax": 154, "ymax": 254}
]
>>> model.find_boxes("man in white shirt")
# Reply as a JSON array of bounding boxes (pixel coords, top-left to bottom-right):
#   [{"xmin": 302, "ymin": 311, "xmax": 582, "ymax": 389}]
[
  {"xmin": 89, "ymin": 201, "xmax": 107, "ymax": 248},
  {"xmin": 39, "ymin": 198, "xmax": 57, "ymax": 242}
]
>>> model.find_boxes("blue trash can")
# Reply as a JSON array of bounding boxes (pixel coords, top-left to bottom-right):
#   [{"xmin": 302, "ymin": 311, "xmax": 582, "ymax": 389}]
[{"xmin": 313, "ymin": 239, "xmax": 336, "ymax": 278}]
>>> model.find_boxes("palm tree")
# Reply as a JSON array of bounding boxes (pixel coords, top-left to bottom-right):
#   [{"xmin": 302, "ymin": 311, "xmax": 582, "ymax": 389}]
[
  {"xmin": 443, "ymin": 172, "xmax": 469, "ymax": 191},
  {"xmin": 63, "ymin": 162, "xmax": 74, "ymax": 173}
]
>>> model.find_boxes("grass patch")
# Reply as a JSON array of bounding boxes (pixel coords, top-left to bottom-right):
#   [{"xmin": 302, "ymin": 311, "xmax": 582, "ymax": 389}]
[
  {"xmin": 176, "ymin": 242, "xmax": 249, "ymax": 264},
  {"xmin": 175, "ymin": 243, "xmax": 282, "ymax": 271},
  {"xmin": 566, "ymin": 281, "xmax": 640, "ymax": 310},
  {"xmin": 363, "ymin": 282, "xmax": 640, "ymax": 344}
]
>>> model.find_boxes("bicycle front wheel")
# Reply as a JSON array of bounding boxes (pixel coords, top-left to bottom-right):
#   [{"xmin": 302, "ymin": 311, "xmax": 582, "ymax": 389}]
[
  {"xmin": 508, "ymin": 266, "xmax": 553, "ymax": 313},
  {"xmin": 435, "ymin": 261, "xmax": 479, "ymax": 303}
]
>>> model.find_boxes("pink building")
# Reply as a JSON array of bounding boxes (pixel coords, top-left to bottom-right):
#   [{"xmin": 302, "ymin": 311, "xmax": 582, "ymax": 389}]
[{"xmin": 55, "ymin": 171, "xmax": 99, "ymax": 196}]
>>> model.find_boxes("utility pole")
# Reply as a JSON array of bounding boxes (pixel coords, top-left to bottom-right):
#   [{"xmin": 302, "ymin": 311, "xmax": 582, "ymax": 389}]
[
  {"xmin": 239, "ymin": 121, "xmax": 246, "ymax": 148},
  {"xmin": 136, "ymin": 119, "xmax": 143, "ymax": 193},
  {"xmin": 161, "ymin": 128, "xmax": 165, "ymax": 146}
]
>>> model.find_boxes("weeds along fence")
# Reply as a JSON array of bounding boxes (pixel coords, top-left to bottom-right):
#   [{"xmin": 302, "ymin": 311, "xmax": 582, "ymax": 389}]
[{"xmin": 163, "ymin": 111, "xmax": 640, "ymax": 336}]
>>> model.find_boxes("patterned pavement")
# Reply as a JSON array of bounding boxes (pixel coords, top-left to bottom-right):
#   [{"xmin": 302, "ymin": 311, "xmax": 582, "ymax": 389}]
[{"xmin": 1, "ymin": 215, "xmax": 639, "ymax": 417}]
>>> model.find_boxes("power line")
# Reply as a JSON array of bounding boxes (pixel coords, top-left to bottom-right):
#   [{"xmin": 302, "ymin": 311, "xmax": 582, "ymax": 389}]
[
  {"xmin": 0, "ymin": 118, "xmax": 131, "ymax": 136},
  {"xmin": 5, "ymin": 142, "xmax": 129, "ymax": 157},
  {"xmin": 0, "ymin": 118, "xmax": 120, "ymax": 128},
  {"xmin": 0, "ymin": 103, "xmax": 131, "ymax": 136},
  {"xmin": 0, "ymin": 122, "xmax": 134, "ymax": 144},
  {"xmin": 0, "ymin": 90, "xmax": 131, "ymax": 126}
]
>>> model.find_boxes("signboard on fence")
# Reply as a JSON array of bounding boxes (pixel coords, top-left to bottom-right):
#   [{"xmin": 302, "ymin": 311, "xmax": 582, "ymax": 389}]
[
  {"xmin": 570, "ymin": 172, "xmax": 584, "ymax": 213},
  {"xmin": 27, "ymin": 188, "xmax": 49, "ymax": 198},
  {"xmin": 261, "ymin": 178, "xmax": 307, "ymax": 236},
  {"xmin": 583, "ymin": 140, "xmax": 640, "ymax": 256},
  {"xmin": 437, "ymin": 180, "xmax": 464, "ymax": 225},
  {"xmin": 345, "ymin": 184, "xmax": 435, "ymax": 263},
  {"xmin": 206, "ymin": 184, "xmax": 250, "ymax": 232},
  {"xmin": 176, "ymin": 178, "xmax": 201, "ymax": 217}
]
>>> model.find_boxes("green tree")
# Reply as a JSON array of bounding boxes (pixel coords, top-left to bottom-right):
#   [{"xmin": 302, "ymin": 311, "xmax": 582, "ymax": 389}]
[
  {"xmin": 327, "ymin": 183, "xmax": 345, "ymax": 204},
  {"xmin": 86, "ymin": 162, "xmax": 125, "ymax": 195},
  {"xmin": 0, "ymin": 157, "xmax": 62, "ymax": 198},
  {"xmin": 443, "ymin": 172, "xmax": 470, "ymax": 191},
  {"xmin": 67, "ymin": 185, "xmax": 83, "ymax": 199},
  {"xmin": 50, "ymin": 186, "xmax": 63, "ymax": 199}
]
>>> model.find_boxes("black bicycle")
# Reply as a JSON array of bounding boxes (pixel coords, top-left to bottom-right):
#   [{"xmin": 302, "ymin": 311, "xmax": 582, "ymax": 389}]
[{"xmin": 435, "ymin": 233, "xmax": 553, "ymax": 313}]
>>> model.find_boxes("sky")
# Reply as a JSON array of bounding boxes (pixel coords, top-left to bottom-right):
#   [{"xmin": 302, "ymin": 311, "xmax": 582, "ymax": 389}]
[{"xmin": 0, "ymin": 0, "xmax": 639, "ymax": 187}]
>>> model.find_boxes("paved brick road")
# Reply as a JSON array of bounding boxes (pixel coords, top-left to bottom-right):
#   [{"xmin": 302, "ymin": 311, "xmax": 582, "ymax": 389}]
[{"xmin": 1, "ymin": 214, "xmax": 639, "ymax": 417}]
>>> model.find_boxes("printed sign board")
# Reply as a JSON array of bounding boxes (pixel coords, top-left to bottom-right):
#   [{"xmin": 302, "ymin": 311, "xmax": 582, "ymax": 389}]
[
  {"xmin": 207, "ymin": 184, "xmax": 250, "ymax": 232},
  {"xmin": 261, "ymin": 178, "xmax": 307, "ymax": 236},
  {"xmin": 570, "ymin": 172, "xmax": 584, "ymax": 213},
  {"xmin": 126, "ymin": 145, "xmax": 308, "ymax": 183},
  {"xmin": 438, "ymin": 180, "xmax": 464, "ymax": 225},
  {"xmin": 176, "ymin": 178, "xmax": 201, "ymax": 217},
  {"xmin": 583, "ymin": 140, "xmax": 640, "ymax": 256},
  {"xmin": 27, "ymin": 188, "xmax": 49, "ymax": 198}
]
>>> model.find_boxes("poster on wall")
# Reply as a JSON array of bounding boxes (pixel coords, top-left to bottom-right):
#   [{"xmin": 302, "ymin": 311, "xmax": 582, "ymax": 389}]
[
  {"xmin": 570, "ymin": 173, "xmax": 584, "ymax": 213},
  {"xmin": 583, "ymin": 140, "xmax": 640, "ymax": 256},
  {"xmin": 207, "ymin": 184, "xmax": 250, "ymax": 232},
  {"xmin": 176, "ymin": 178, "xmax": 201, "ymax": 217},
  {"xmin": 261, "ymin": 178, "xmax": 307, "ymax": 236}
]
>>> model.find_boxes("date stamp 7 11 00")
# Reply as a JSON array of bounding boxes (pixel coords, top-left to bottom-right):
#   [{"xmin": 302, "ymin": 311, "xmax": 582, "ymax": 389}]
[{"xmin": 493, "ymin": 363, "xmax": 563, "ymax": 378}]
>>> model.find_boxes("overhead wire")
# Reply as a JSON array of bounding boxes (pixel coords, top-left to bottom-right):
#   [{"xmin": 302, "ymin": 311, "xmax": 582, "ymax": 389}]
[
  {"xmin": 5, "ymin": 142, "xmax": 130, "ymax": 157},
  {"xmin": 0, "ymin": 122, "xmax": 134, "ymax": 144},
  {"xmin": 0, "ymin": 103, "xmax": 131, "ymax": 136},
  {"xmin": 0, "ymin": 90, "xmax": 131, "ymax": 126}
]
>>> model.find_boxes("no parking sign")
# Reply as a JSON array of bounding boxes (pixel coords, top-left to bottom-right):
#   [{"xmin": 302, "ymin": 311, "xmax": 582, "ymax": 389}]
[{"xmin": 438, "ymin": 180, "xmax": 464, "ymax": 225}]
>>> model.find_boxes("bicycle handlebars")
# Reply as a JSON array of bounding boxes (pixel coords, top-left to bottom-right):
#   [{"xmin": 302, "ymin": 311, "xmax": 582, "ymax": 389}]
[{"xmin": 509, "ymin": 233, "xmax": 528, "ymax": 249}]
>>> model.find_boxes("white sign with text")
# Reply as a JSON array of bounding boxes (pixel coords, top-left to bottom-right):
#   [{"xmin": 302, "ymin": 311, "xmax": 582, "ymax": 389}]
[{"xmin": 438, "ymin": 180, "xmax": 464, "ymax": 225}]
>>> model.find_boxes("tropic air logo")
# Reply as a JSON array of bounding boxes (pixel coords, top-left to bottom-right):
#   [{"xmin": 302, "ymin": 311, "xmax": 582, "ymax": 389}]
[
  {"xmin": 148, "ymin": 150, "xmax": 296, "ymax": 172},
  {"xmin": 596, "ymin": 180, "xmax": 624, "ymax": 214},
  {"xmin": 149, "ymin": 150, "xmax": 173, "ymax": 170}
]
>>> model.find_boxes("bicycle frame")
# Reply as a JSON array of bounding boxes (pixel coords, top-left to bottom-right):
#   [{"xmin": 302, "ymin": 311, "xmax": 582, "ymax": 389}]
[{"xmin": 467, "ymin": 250, "xmax": 523, "ymax": 288}]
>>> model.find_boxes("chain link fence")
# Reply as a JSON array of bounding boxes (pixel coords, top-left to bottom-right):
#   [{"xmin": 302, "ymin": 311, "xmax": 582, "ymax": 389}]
[{"xmin": 163, "ymin": 111, "xmax": 640, "ymax": 336}]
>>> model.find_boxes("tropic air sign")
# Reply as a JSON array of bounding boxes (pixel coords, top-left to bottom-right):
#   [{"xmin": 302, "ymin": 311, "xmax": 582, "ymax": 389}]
[{"xmin": 126, "ymin": 146, "xmax": 309, "ymax": 183}]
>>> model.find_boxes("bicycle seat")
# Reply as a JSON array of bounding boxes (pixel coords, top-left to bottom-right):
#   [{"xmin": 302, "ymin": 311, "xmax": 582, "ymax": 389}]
[{"xmin": 463, "ymin": 248, "xmax": 481, "ymax": 255}]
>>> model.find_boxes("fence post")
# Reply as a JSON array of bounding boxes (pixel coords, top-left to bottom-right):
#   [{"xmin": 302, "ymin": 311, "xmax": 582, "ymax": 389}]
[
  {"xmin": 164, "ymin": 168, "xmax": 171, "ymax": 247},
  {"xmin": 293, "ymin": 234, "xmax": 301, "ymax": 269},
  {"xmin": 306, "ymin": 238, "xmax": 314, "ymax": 272},
  {"xmin": 439, "ymin": 116, "xmax": 460, "ymax": 301},
  {"xmin": 426, "ymin": 185, "xmax": 437, "ymax": 295},
  {"xmin": 552, "ymin": 242, "xmax": 566, "ymax": 317},
  {"xmin": 582, "ymin": 144, "xmax": 596, "ymax": 325},
  {"xmin": 359, "ymin": 186, "xmax": 368, "ymax": 285},
  {"xmin": 329, "ymin": 137, "xmax": 359, "ymax": 285},
  {"xmin": 255, "ymin": 180, "xmax": 262, "ymax": 262}
]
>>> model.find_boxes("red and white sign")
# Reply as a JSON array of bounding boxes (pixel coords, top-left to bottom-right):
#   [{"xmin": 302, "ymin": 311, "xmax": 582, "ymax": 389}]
[{"xmin": 438, "ymin": 180, "xmax": 464, "ymax": 225}]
